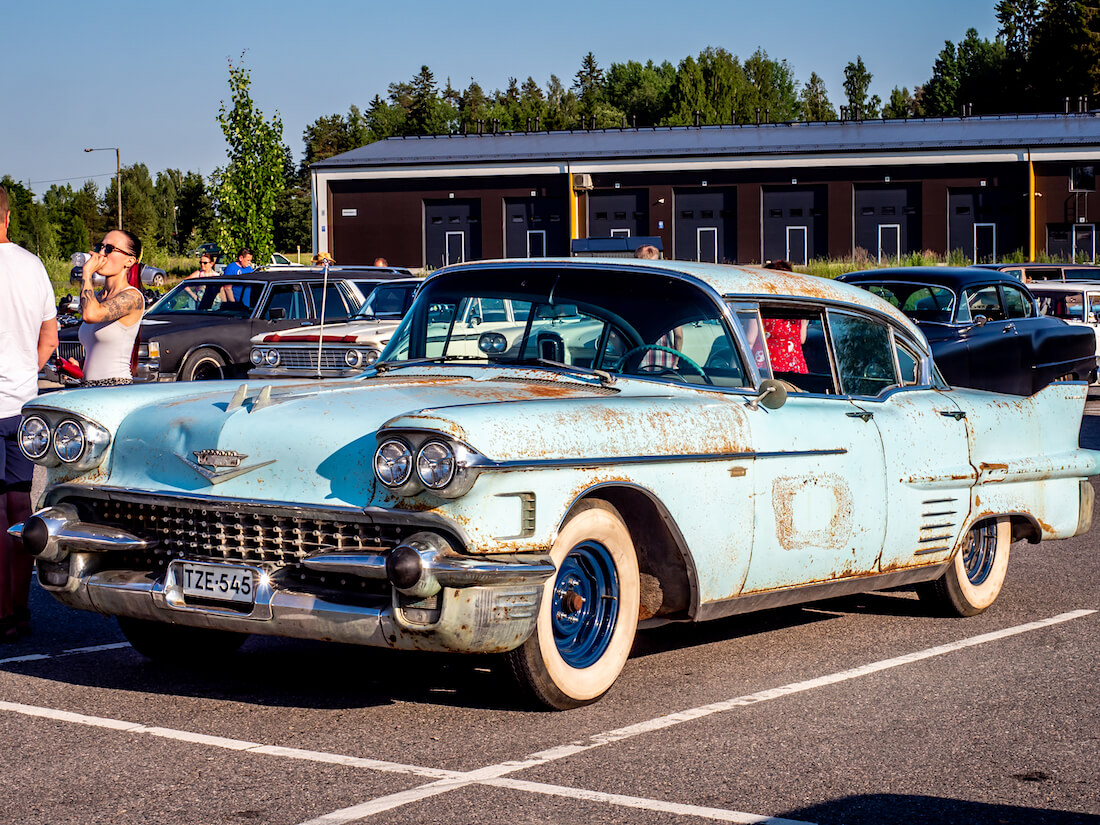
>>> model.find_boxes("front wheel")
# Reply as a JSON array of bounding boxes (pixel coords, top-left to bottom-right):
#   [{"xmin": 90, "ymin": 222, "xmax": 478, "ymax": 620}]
[
  {"xmin": 118, "ymin": 617, "xmax": 248, "ymax": 662},
  {"xmin": 917, "ymin": 517, "xmax": 1010, "ymax": 617},
  {"xmin": 179, "ymin": 347, "xmax": 226, "ymax": 381},
  {"xmin": 506, "ymin": 499, "xmax": 640, "ymax": 710}
]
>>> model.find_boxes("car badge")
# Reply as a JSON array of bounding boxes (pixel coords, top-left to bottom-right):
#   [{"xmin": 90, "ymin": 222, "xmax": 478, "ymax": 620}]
[{"xmin": 179, "ymin": 449, "xmax": 276, "ymax": 485}]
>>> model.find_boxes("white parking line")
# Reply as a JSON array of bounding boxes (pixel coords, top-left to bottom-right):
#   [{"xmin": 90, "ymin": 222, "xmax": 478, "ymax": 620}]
[
  {"xmin": 0, "ymin": 641, "xmax": 130, "ymax": 666},
  {"xmin": 0, "ymin": 610, "xmax": 1093, "ymax": 825}
]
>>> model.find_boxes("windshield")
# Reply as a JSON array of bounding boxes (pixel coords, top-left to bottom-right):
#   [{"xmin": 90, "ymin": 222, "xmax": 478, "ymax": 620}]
[
  {"xmin": 857, "ymin": 282, "xmax": 958, "ymax": 323},
  {"xmin": 1035, "ymin": 290, "xmax": 1088, "ymax": 320},
  {"xmin": 354, "ymin": 283, "xmax": 415, "ymax": 320},
  {"xmin": 148, "ymin": 280, "xmax": 262, "ymax": 317},
  {"xmin": 377, "ymin": 267, "xmax": 749, "ymax": 388}
]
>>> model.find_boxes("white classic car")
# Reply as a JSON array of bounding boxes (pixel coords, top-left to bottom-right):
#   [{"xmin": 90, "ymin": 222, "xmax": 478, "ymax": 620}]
[
  {"xmin": 248, "ymin": 279, "xmax": 420, "ymax": 377},
  {"xmin": 1031, "ymin": 278, "xmax": 1100, "ymax": 351},
  {"xmin": 11, "ymin": 258, "xmax": 1100, "ymax": 710}
]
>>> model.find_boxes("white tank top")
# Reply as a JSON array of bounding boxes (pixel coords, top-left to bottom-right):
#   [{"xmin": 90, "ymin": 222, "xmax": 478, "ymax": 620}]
[{"xmin": 78, "ymin": 287, "xmax": 143, "ymax": 380}]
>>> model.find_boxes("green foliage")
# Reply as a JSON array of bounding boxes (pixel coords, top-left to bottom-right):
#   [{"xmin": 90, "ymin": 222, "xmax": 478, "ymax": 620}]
[
  {"xmin": 882, "ymin": 86, "xmax": 917, "ymax": 119},
  {"xmin": 800, "ymin": 72, "xmax": 837, "ymax": 121},
  {"xmin": 842, "ymin": 56, "xmax": 881, "ymax": 118},
  {"xmin": 740, "ymin": 48, "xmax": 801, "ymax": 122},
  {"xmin": 605, "ymin": 60, "xmax": 675, "ymax": 126},
  {"xmin": 214, "ymin": 57, "xmax": 285, "ymax": 263}
]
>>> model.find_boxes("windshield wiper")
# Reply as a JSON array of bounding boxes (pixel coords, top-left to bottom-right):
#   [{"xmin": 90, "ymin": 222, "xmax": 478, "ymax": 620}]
[
  {"xmin": 511, "ymin": 356, "xmax": 616, "ymax": 387},
  {"xmin": 373, "ymin": 355, "xmax": 485, "ymax": 373}
]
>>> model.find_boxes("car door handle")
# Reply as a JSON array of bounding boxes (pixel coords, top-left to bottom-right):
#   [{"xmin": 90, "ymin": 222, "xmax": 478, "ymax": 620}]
[
  {"xmin": 1002, "ymin": 324, "xmax": 1016, "ymax": 333},
  {"xmin": 938, "ymin": 410, "xmax": 967, "ymax": 420},
  {"xmin": 846, "ymin": 411, "xmax": 873, "ymax": 422}
]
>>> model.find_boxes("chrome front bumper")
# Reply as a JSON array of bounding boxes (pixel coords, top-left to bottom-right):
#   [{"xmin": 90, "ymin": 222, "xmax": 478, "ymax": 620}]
[{"xmin": 10, "ymin": 508, "xmax": 553, "ymax": 654}]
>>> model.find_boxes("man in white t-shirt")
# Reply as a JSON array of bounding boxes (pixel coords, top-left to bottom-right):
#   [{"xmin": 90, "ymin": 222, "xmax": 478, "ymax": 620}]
[{"xmin": 0, "ymin": 185, "xmax": 57, "ymax": 641}]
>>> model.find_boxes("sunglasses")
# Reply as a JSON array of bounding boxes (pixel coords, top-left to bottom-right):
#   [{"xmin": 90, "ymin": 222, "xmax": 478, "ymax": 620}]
[
  {"xmin": 200, "ymin": 259, "xmax": 213, "ymax": 265},
  {"xmin": 93, "ymin": 242, "xmax": 135, "ymax": 257}
]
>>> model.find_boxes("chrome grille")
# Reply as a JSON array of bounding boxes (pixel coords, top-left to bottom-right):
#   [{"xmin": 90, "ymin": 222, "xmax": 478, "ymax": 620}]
[
  {"xmin": 73, "ymin": 496, "xmax": 408, "ymax": 567},
  {"xmin": 275, "ymin": 347, "xmax": 348, "ymax": 370},
  {"xmin": 58, "ymin": 342, "xmax": 86, "ymax": 362}
]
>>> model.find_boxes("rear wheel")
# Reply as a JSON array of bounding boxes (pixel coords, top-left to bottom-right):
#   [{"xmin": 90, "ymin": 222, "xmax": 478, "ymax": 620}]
[
  {"xmin": 179, "ymin": 347, "xmax": 226, "ymax": 381},
  {"xmin": 150, "ymin": 272, "xmax": 166, "ymax": 287},
  {"xmin": 118, "ymin": 617, "xmax": 247, "ymax": 662},
  {"xmin": 917, "ymin": 517, "xmax": 1010, "ymax": 617},
  {"xmin": 506, "ymin": 499, "xmax": 640, "ymax": 710}
]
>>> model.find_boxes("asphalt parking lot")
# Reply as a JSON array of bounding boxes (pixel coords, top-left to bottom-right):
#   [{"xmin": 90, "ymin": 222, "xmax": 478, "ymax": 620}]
[{"xmin": 1, "ymin": 401, "xmax": 1098, "ymax": 825}]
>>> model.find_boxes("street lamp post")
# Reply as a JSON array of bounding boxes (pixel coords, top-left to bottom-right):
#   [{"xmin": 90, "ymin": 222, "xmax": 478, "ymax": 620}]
[{"xmin": 84, "ymin": 147, "xmax": 121, "ymax": 230}]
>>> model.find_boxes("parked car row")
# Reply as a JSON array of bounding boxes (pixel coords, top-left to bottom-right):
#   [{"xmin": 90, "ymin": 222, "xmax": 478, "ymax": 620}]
[{"xmin": 15, "ymin": 257, "xmax": 1100, "ymax": 710}]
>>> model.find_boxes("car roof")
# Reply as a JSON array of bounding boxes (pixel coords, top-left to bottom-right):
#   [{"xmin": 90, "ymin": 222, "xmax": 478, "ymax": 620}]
[
  {"xmin": 429, "ymin": 258, "xmax": 922, "ymax": 338},
  {"xmin": 837, "ymin": 266, "xmax": 1029, "ymax": 289},
  {"xmin": 199, "ymin": 268, "xmax": 365, "ymax": 283}
]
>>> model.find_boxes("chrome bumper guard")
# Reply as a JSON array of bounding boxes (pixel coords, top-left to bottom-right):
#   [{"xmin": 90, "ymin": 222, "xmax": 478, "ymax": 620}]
[{"xmin": 10, "ymin": 508, "xmax": 553, "ymax": 654}]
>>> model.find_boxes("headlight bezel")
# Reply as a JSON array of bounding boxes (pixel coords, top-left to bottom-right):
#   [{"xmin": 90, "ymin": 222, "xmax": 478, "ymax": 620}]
[
  {"xmin": 249, "ymin": 348, "xmax": 264, "ymax": 366},
  {"xmin": 416, "ymin": 440, "xmax": 457, "ymax": 489},
  {"xmin": 374, "ymin": 438, "xmax": 414, "ymax": 487},
  {"xmin": 264, "ymin": 349, "xmax": 280, "ymax": 366},
  {"xmin": 17, "ymin": 408, "xmax": 112, "ymax": 470},
  {"xmin": 373, "ymin": 430, "xmax": 482, "ymax": 499}
]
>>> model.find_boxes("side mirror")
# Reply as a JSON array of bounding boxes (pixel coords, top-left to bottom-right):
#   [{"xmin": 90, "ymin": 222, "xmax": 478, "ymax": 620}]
[
  {"xmin": 468, "ymin": 315, "xmax": 482, "ymax": 328},
  {"xmin": 972, "ymin": 314, "xmax": 988, "ymax": 327},
  {"xmin": 749, "ymin": 378, "xmax": 787, "ymax": 410},
  {"xmin": 268, "ymin": 307, "xmax": 286, "ymax": 320}
]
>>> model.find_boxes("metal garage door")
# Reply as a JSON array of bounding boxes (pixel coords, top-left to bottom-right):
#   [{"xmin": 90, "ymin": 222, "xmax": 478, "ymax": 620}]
[
  {"xmin": 854, "ymin": 184, "xmax": 921, "ymax": 263},
  {"xmin": 674, "ymin": 188, "xmax": 736, "ymax": 263},
  {"xmin": 425, "ymin": 200, "xmax": 482, "ymax": 267},
  {"xmin": 504, "ymin": 198, "xmax": 569, "ymax": 257},
  {"xmin": 588, "ymin": 192, "xmax": 648, "ymax": 239},
  {"xmin": 762, "ymin": 187, "xmax": 827, "ymax": 265}
]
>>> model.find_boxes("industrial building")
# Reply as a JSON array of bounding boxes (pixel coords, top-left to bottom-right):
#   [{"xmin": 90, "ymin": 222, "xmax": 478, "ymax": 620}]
[{"xmin": 310, "ymin": 113, "xmax": 1100, "ymax": 268}]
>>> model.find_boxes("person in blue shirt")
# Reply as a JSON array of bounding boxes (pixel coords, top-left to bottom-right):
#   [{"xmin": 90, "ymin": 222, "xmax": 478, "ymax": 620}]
[{"xmin": 223, "ymin": 248, "xmax": 253, "ymax": 277}]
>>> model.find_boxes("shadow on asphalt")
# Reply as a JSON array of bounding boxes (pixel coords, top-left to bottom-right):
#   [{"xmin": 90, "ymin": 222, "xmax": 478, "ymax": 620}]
[{"xmin": 779, "ymin": 793, "xmax": 1100, "ymax": 825}]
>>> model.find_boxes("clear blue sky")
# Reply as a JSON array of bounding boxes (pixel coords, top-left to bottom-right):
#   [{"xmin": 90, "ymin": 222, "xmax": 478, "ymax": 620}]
[{"xmin": 3, "ymin": 0, "xmax": 998, "ymax": 196}]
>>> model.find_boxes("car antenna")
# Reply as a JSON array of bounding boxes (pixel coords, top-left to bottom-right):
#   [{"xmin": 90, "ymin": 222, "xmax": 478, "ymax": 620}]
[{"xmin": 316, "ymin": 258, "xmax": 329, "ymax": 378}]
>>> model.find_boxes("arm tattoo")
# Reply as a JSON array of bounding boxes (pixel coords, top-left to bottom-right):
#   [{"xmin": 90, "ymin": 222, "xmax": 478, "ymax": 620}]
[{"xmin": 96, "ymin": 290, "xmax": 144, "ymax": 323}]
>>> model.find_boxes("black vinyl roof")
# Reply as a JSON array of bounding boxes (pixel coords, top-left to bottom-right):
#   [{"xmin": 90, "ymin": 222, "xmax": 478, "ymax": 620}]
[
  {"xmin": 313, "ymin": 114, "xmax": 1100, "ymax": 170},
  {"xmin": 838, "ymin": 266, "xmax": 1028, "ymax": 289}
]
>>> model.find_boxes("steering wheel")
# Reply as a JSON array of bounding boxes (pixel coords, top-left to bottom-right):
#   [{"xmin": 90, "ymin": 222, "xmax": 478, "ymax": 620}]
[{"xmin": 616, "ymin": 344, "xmax": 712, "ymax": 385}]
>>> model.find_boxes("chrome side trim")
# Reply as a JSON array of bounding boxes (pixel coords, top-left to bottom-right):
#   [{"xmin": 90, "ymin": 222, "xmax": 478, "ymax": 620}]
[
  {"xmin": 694, "ymin": 564, "xmax": 951, "ymax": 622},
  {"xmin": 301, "ymin": 551, "xmax": 555, "ymax": 587},
  {"xmin": 468, "ymin": 448, "xmax": 847, "ymax": 472}
]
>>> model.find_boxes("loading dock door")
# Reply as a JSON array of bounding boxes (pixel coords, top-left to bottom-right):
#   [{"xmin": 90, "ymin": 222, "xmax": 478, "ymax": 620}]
[
  {"xmin": 878, "ymin": 224, "xmax": 901, "ymax": 263},
  {"xmin": 763, "ymin": 187, "xmax": 826, "ymax": 264},
  {"xmin": 674, "ymin": 188, "xmax": 736, "ymax": 262},
  {"xmin": 504, "ymin": 198, "xmax": 568, "ymax": 257},
  {"xmin": 588, "ymin": 192, "xmax": 648, "ymax": 239},
  {"xmin": 425, "ymin": 200, "xmax": 481, "ymax": 268}
]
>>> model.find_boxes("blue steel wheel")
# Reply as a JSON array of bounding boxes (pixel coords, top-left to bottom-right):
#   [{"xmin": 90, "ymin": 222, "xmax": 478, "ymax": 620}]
[
  {"xmin": 550, "ymin": 541, "xmax": 621, "ymax": 668},
  {"xmin": 506, "ymin": 499, "xmax": 640, "ymax": 710},
  {"xmin": 917, "ymin": 517, "xmax": 1010, "ymax": 617}
]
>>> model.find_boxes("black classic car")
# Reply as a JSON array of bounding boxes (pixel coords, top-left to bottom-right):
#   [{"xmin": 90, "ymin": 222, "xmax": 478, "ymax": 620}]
[
  {"xmin": 837, "ymin": 267, "xmax": 1098, "ymax": 395},
  {"xmin": 53, "ymin": 268, "xmax": 376, "ymax": 382},
  {"xmin": 974, "ymin": 262, "xmax": 1100, "ymax": 282}
]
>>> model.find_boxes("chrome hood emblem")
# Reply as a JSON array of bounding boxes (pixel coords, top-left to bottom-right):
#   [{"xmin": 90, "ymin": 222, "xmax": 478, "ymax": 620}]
[{"xmin": 179, "ymin": 449, "xmax": 276, "ymax": 485}]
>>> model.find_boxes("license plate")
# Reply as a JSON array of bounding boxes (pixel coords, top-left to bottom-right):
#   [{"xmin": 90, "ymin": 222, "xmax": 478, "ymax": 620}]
[{"xmin": 179, "ymin": 562, "xmax": 255, "ymax": 605}]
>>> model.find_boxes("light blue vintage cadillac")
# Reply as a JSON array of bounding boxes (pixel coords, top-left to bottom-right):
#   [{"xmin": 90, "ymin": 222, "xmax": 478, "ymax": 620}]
[{"xmin": 11, "ymin": 259, "xmax": 1100, "ymax": 709}]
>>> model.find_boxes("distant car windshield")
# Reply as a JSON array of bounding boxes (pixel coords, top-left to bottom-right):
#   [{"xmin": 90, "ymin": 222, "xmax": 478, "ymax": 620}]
[
  {"xmin": 1035, "ymin": 289, "xmax": 1086, "ymax": 320},
  {"xmin": 148, "ymin": 280, "xmax": 262, "ymax": 317},
  {"xmin": 377, "ymin": 267, "xmax": 749, "ymax": 387},
  {"xmin": 354, "ymin": 284, "xmax": 416, "ymax": 320},
  {"xmin": 857, "ymin": 282, "xmax": 958, "ymax": 323}
]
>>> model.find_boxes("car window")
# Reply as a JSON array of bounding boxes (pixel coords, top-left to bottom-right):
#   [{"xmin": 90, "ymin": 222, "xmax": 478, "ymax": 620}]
[
  {"xmin": 759, "ymin": 306, "xmax": 835, "ymax": 394},
  {"xmin": 894, "ymin": 339, "xmax": 921, "ymax": 386},
  {"xmin": 849, "ymin": 282, "xmax": 956, "ymax": 323},
  {"xmin": 1065, "ymin": 268, "xmax": 1100, "ymax": 280},
  {"xmin": 263, "ymin": 284, "xmax": 308, "ymax": 320},
  {"xmin": 828, "ymin": 311, "xmax": 899, "ymax": 397},
  {"xmin": 729, "ymin": 303, "xmax": 770, "ymax": 378},
  {"xmin": 357, "ymin": 284, "xmax": 414, "ymax": 319},
  {"xmin": 310, "ymin": 284, "xmax": 353, "ymax": 320},
  {"xmin": 1024, "ymin": 268, "xmax": 1060, "ymax": 281},
  {"xmin": 1035, "ymin": 291, "xmax": 1084, "ymax": 320},
  {"xmin": 1002, "ymin": 285, "xmax": 1034, "ymax": 319},
  {"xmin": 964, "ymin": 285, "xmax": 1005, "ymax": 321},
  {"xmin": 149, "ymin": 281, "xmax": 259, "ymax": 317},
  {"xmin": 1000, "ymin": 267, "xmax": 1025, "ymax": 280}
]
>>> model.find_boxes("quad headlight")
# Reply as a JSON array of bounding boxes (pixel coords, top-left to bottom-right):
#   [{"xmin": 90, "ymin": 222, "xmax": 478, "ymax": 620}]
[
  {"xmin": 373, "ymin": 433, "xmax": 482, "ymax": 498},
  {"xmin": 18, "ymin": 416, "xmax": 50, "ymax": 460},
  {"xmin": 53, "ymin": 420, "xmax": 86, "ymax": 462},
  {"xmin": 264, "ymin": 349, "xmax": 280, "ymax": 366},
  {"xmin": 17, "ymin": 411, "xmax": 111, "ymax": 470},
  {"xmin": 249, "ymin": 348, "xmax": 264, "ymax": 366},
  {"xmin": 416, "ymin": 441, "xmax": 456, "ymax": 489}
]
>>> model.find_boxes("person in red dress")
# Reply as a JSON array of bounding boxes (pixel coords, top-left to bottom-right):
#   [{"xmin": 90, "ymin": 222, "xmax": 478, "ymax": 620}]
[{"xmin": 762, "ymin": 317, "xmax": 808, "ymax": 373}]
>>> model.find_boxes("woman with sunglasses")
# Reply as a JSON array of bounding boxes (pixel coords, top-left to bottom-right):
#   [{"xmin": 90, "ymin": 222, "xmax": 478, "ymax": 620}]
[
  {"xmin": 187, "ymin": 254, "xmax": 217, "ymax": 279},
  {"xmin": 77, "ymin": 230, "xmax": 145, "ymax": 386}
]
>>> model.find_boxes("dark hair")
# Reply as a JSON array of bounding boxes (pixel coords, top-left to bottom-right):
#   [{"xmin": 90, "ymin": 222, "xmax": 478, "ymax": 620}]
[
  {"xmin": 238, "ymin": 247, "xmax": 252, "ymax": 257},
  {"xmin": 0, "ymin": 185, "xmax": 8, "ymax": 221},
  {"xmin": 764, "ymin": 259, "xmax": 793, "ymax": 271},
  {"xmin": 116, "ymin": 229, "xmax": 142, "ymax": 260}
]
